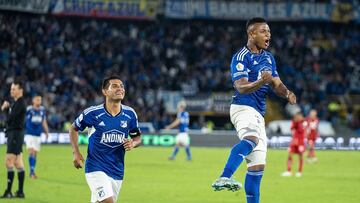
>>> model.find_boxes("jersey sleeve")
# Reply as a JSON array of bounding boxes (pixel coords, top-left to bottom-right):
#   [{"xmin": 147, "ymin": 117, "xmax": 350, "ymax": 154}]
[
  {"xmin": 129, "ymin": 110, "xmax": 141, "ymax": 138},
  {"xmin": 270, "ymin": 54, "xmax": 279, "ymax": 77},
  {"xmin": 26, "ymin": 107, "xmax": 32, "ymax": 121},
  {"xmin": 231, "ymin": 53, "xmax": 250, "ymax": 82},
  {"xmin": 73, "ymin": 111, "xmax": 92, "ymax": 131},
  {"xmin": 41, "ymin": 107, "xmax": 47, "ymax": 121}
]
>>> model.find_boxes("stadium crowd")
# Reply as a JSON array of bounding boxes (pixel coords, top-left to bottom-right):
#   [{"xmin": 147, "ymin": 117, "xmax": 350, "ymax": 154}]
[{"xmin": 0, "ymin": 13, "xmax": 359, "ymax": 131}]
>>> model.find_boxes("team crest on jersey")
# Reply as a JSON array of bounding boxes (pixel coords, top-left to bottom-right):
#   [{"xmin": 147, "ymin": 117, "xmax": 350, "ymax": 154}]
[
  {"xmin": 100, "ymin": 129, "xmax": 125, "ymax": 148},
  {"xmin": 236, "ymin": 63, "xmax": 244, "ymax": 71},
  {"xmin": 120, "ymin": 121, "xmax": 128, "ymax": 128}
]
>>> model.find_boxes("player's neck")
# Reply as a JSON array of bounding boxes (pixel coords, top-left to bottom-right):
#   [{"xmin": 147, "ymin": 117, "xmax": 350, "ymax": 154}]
[
  {"xmin": 13, "ymin": 94, "xmax": 22, "ymax": 101},
  {"xmin": 246, "ymin": 42, "xmax": 262, "ymax": 54},
  {"xmin": 105, "ymin": 101, "xmax": 122, "ymax": 116}
]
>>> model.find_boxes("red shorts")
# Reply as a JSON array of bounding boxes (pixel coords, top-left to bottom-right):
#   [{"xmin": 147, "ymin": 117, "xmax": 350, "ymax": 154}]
[
  {"xmin": 288, "ymin": 144, "xmax": 306, "ymax": 154},
  {"xmin": 308, "ymin": 134, "xmax": 317, "ymax": 142}
]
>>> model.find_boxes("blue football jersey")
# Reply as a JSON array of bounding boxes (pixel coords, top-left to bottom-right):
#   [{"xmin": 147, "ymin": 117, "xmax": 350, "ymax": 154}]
[
  {"xmin": 25, "ymin": 106, "xmax": 46, "ymax": 136},
  {"xmin": 230, "ymin": 46, "xmax": 279, "ymax": 116},
  {"xmin": 177, "ymin": 111, "xmax": 189, "ymax": 133},
  {"xmin": 73, "ymin": 104, "xmax": 140, "ymax": 180}
]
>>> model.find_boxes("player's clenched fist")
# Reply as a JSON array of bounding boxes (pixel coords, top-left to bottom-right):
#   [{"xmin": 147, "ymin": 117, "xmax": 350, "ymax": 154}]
[
  {"xmin": 287, "ymin": 90, "xmax": 297, "ymax": 105},
  {"xmin": 260, "ymin": 71, "xmax": 273, "ymax": 84},
  {"xmin": 123, "ymin": 139, "xmax": 134, "ymax": 151},
  {"xmin": 1, "ymin": 101, "xmax": 10, "ymax": 111},
  {"xmin": 73, "ymin": 151, "xmax": 84, "ymax": 169}
]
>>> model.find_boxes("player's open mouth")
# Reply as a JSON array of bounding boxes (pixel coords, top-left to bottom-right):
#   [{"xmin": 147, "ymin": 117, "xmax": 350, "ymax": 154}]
[{"xmin": 265, "ymin": 39, "xmax": 269, "ymax": 47}]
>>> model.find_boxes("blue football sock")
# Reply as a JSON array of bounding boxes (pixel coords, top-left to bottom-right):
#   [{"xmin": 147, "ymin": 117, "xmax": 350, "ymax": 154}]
[
  {"xmin": 221, "ymin": 139, "xmax": 256, "ymax": 178},
  {"xmin": 170, "ymin": 146, "xmax": 179, "ymax": 158},
  {"xmin": 245, "ymin": 170, "xmax": 264, "ymax": 203},
  {"xmin": 29, "ymin": 155, "xmax": 36, "ymax": 174},
  {"xmin": 185, "ymin": 146, "xmax": 192, "ymax": 160}
]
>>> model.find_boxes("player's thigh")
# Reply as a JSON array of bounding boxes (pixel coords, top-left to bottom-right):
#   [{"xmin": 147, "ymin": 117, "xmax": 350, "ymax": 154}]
[
  {"xmin": 175, "ymin": 133, "xmax": 190, "ymax": 146},
  {"xmin": 100, "ymin": 197, "xmax": 115, "ymax": 203},
  {"xmin": 110, "ymin": 178, "xmax": 123, "ymax": 202},
  {"xmin": 230, "ymin": 105, "xmax": 267, "ymax": 150},
  {"xmin": 298, "ymin": 145, "xmax": 306, "ymax": 153},
  {"xmin": 14, "ymin": 153, "xmax": 24, "ymax": 169},
  {"xmin": 85, "ymin": 171, "xmax": 115, "ymax": 203},
  {"xmin": 245, "ymin": 150, "xmax": 266, "ymax": 168},
  {"xmin": 25, "ymin": 135, "xmax": 41, "ymax": 152},
  {"xmin": 5, "ymin": 153, "xmax": 16, "ymax": 167}
]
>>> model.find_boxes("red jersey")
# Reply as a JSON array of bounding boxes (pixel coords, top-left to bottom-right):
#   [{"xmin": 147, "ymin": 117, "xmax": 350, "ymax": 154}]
[
  {"xmin": 290, "ymin": 119, "xmax": 308, "ymax": 146},
  {"xmin": 307, "ymin": 117, "xmax": 319, "ymax": 140}
]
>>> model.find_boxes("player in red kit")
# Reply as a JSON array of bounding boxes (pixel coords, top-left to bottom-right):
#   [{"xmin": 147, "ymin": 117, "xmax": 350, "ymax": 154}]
[
  {"xmin": 306, "ymin": 109, "xmax": 319, "ymax": 163},
  {"xmin": 281, "ymin": 112, "xmax": 308, "ymax": 177}
]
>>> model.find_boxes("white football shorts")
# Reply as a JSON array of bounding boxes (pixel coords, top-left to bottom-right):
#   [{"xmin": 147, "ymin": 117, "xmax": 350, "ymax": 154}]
[
  {"xmin": 24, "ymin": 134, "xmax": 42, "ymax": 151},
  {"xmin": 85, "ymin": 171, "xmax": 123, "ymax": 203},
  {"xmin": 230, "ymin": 104, "xmax": 267, "ymax": 167},
  {"xmin": 175, "ymin": 132, "xmax": 190, "ymax": 146}
]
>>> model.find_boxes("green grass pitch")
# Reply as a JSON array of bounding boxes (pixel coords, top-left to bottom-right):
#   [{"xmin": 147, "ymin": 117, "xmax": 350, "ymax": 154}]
[{"xmin": 0, "ymin": 145, "xmax": 359, "ymax": 203}]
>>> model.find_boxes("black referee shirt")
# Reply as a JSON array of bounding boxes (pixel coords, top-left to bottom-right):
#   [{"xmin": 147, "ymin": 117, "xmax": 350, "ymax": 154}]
[{"xmin": 6, "ymin": 96, "xmax": 26, "ymax": 131}]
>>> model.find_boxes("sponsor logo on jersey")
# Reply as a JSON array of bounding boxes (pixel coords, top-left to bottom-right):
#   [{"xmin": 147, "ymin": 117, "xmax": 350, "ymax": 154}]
[
  {"xmin": 31, "ymin": 115, "xmax": 43, "ymax": 123},
  {"xmin": 100, "ymin": 129, "xmax": 125, "ymax": 148}
]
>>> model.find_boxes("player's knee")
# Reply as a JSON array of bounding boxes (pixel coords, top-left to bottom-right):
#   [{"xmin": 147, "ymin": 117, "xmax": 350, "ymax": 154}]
[
  {"xmin": 243, "ymin": 136, "xmax": 259, "ymax": 145},
  {"xmin": 248, "ymin": 164, "xmax": 265, "ymax": 171},
  {"xmin": 15, "ymin": 162, "xmax": 24, "ymax": 169}
]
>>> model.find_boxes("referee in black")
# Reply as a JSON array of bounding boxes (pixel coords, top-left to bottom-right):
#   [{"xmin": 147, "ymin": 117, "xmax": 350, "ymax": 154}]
[{"xmin": 1, "ymin": 80, "xmax": 26, "ymax": 198}]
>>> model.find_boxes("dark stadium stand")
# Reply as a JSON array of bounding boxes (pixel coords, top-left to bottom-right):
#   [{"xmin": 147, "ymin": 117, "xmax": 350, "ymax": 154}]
[{"xmin": 0, "ymin": 10, "xmax": 359, "ymax": 135}]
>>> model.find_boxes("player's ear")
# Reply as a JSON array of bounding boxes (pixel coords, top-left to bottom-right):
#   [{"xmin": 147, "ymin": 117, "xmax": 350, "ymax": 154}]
[{"xmin": 102, "ymin": 89, "xmax": 107, "ymax": 96}]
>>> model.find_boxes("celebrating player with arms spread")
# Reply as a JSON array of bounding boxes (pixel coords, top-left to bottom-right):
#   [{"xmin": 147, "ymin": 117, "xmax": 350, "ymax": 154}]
[
  {"xmin": 212, "ymin": 17, "xmax": 296, "ymax": 203},
  {"xmin": 69, "ymin": 75, "xmax": 141, "ymax": 203}
]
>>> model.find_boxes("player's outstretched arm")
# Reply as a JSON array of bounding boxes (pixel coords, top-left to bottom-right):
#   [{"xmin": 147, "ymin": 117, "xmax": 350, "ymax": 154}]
[
  {"xmin": 69, "ymin": 124, "xmax": 84, "ymax": 169},
  {"xmin": 234, "ymin": 71, "xmax": 273, "ymax": 94},
  {"xmin": 165, "ymin": 118, "xmax": 180, "ymax": 129},
  {"xmin": 270, "ymin": 77, "xmax": 296, "ymax": 104}
]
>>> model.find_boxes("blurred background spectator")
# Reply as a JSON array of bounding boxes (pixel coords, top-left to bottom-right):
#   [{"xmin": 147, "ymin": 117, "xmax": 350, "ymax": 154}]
[{"xmin": 0, "ymin": 12, "xmax": 359, "ymax": 132}]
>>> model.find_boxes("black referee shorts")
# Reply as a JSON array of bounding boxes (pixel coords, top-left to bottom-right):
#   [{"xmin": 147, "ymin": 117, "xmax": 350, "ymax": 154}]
[{"xmin": 6, "ymin": 130, "xmax": 24, "ymax": 155}]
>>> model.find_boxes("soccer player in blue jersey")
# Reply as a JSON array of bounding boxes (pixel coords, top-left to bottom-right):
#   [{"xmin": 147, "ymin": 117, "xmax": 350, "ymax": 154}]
[
  {"xmin": 166, "ymin": 101, "xmax": 192, "ymax": 161},
  {"xmin": 69, "ymin": 75, "xmax": 142, "ymax": 203},
  {"xmin": 25, "ymin": 95, "xmax": 49, "ymax": 179},
  {"xmin": 212, "ymin": 18, "xmax": 297, "ymax": 203}
]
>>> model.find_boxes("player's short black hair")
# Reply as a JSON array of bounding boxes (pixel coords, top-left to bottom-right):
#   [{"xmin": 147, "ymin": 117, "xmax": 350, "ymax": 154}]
[
  {"xmin": 32, "ymin": 93, "xmax": 43, "ymax": 98},
  {"xmin": 102, "ymin": 75, "xmax": 122, "ymax": 89},
  {"xmin": 246, "ymin": 17, "xmax": 267, "ymax": 31},
  {"xmin": 12, "ymin": 79, "xmax": 24, "ymax": 90}
]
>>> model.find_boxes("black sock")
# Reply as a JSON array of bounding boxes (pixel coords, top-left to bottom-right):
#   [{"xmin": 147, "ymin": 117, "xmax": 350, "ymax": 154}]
[
  {"xmin": 6, "ymin": 170, "xmax": 14, "ymax": 192},
  {"xmin": 17, "ymin": 170, "xmax": 25, "ymax": 193}
]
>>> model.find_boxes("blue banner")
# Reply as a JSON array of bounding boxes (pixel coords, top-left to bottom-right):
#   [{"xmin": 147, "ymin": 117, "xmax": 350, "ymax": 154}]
[
  {"xmin": 0, "ymin": 0, "xmax": 50, "ymax": 14},
  {"xmin": 52, "ymin": 0, "xmax": 158, "ymax": 20},
  {"xmin": 165, "ymin": 0, "xmax": 343, "ymax": 21}
]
